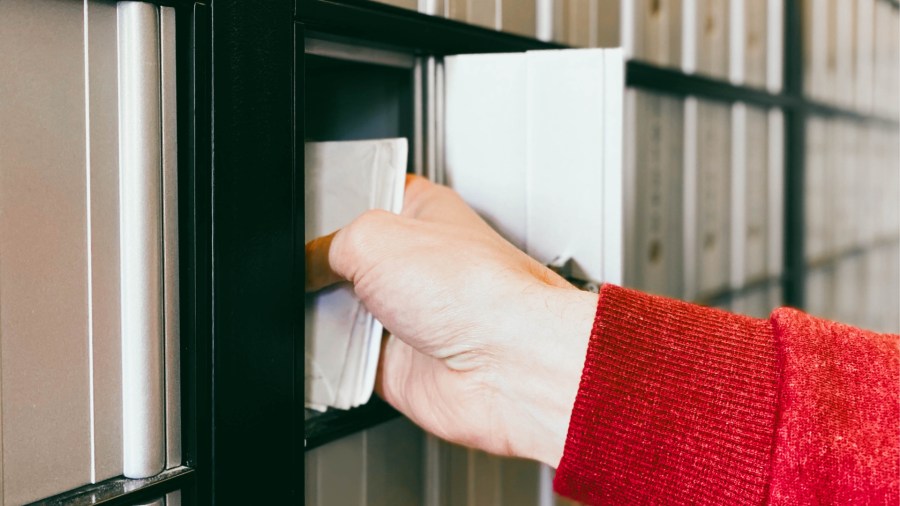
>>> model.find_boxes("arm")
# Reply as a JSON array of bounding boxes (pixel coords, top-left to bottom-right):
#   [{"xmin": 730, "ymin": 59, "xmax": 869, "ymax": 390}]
[
  {"xmin": 306, "ymin": 176, "xmax": 899, "ymax": 503},
  {"xmin": 555, "ymin": 285, "xmax": 898, "ymax": 504}
]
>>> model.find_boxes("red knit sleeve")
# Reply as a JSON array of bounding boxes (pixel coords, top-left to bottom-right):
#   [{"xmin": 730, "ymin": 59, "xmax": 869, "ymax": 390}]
[
  {"xmin": 767, "ymin": 308, "xmax": 899, "ymax": 504},
  {"xmin": 554, "ymin": 284, "xmax": 900, "ymax": 504}
]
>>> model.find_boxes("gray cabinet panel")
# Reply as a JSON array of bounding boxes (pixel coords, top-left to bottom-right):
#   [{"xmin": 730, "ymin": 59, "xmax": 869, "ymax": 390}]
[
  {"xmin": 0, "ymin": 0, "xmax": 181, "ymax": 501},
  {"xmin": 306, "ymin": 418, "xmax": 426, "ymax": 506},
  {"xmin": 0, "ymin": 0, "xmax": 92, "ymax": 502},
  {"xmin": 365, "ymin": 418, "xmax": 424, "ymax": 506},
  {"xmin": 310, "ymin": 429, "xmax": 366, "ymax": 505}
]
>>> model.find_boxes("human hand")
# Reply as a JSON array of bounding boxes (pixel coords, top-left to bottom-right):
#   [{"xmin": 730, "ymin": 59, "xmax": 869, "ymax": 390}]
[{"xmin": 305, "ymin": 175, "xmax": 597, "ymax": 467}]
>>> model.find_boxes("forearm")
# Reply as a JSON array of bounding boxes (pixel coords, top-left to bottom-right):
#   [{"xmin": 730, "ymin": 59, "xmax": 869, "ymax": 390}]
[{"xmin": 496, "ymin": 286, "xmax": 598, "ymax": 467}]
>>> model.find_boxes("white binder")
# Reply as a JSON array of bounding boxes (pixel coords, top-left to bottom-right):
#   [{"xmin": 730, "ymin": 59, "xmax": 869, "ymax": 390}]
[
  {"xmin": 694, "ymin": 0, "xmax": 730, "ymax": 79},
  {"xmin": 804, "ymin": 117, "xmax": 829, "ymax": 262},
  {"xmin": 625, "ymin": 89, "xmax": 685, "ymax": 298},
  {"xmin": 633, "ymin": 0, "xmax": 683, "ymax": 68},
  {"xmin": 743, "ymin": 104, "xmax": 769, "ymax": 284},
  {"xmin": 741, "ymin": 0, "xmax": 767, "ymax": 88},
  {"xmin": 444, "ymin": 47, "xmax": 624, "ymax": 286},
  {"xmin": 693, "ymin": 98, "xmax": 731, "ymax": 298}
]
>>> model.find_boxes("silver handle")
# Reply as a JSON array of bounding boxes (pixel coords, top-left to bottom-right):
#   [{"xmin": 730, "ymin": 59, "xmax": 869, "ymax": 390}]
[{"xmin": 118, "ymin": 0, "xmax": 165, "ymax": 479}]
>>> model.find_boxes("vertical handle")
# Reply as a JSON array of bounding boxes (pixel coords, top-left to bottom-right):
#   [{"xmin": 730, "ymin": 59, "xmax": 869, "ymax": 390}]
[{"xmin": 118, "ymin": 0, "xmax": 165, "ymax": 479}]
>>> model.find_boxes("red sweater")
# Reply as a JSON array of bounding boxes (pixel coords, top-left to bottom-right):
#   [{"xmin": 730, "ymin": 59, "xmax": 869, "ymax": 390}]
[{"xmin": 554, "ymin": 284, "xmax": 899, "ymax": 505}]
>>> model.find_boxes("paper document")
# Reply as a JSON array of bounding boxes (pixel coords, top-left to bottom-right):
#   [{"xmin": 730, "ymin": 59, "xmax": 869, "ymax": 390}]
[{"xmin": 304, "ymin": 138, "xmax": 407, "ymax": 411}]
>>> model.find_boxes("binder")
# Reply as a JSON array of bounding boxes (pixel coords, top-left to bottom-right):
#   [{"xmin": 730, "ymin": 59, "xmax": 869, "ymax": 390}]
[
  {"xmin": 854, "ymin": 0, "xmax": 875, "ymax": 112},
  {"xmin": 804, "ymin": 117, "xmax": 829, "ymax": 262},
  {"xmin": 632, "ymin": 0, "xmax": 683, "ymax": 68},
  {"xmin": 447, "ymin": 0, "xmax": 500, "ymax": 29},
  {"xmin": 625, "ymin": 89, "xmax": 685, "ymax": 297},
  {"xmin": 804, "ymin": 266, "xmax": 835, "ymax": 320},
  {"xmin": 803, "ymin": 0, "xmax": 829, "ymax": 101},
  {"xmin": 742, "ymin": 0, "xmax": 767, "ymax": 88},
  {"xmin": 765, "ymin": 0, "xmax": 783, "ymax": 92},
  {"xmin": 834, "ymin": 0, "xmax": 856, "ymax": 108},
  {"xmin": 767, "ymin": 109, "xmax": 785, "ymax": 279},
  {"xmin": 857, "ymin": 125, "xmax": 877, "ymax": 246},
  {"xmin": 823, "ymin": 0, "xmax": 839, "ymax": 103},
  {"xmin": 730, "ymin": 285, "xmax": 774, "ymax": 319},
  {"xmin": 831, "ymin": 120, "xmax": 857, "ymax": 254},
  {"xmin": 742, "ymin": 105, "xmax": 768, "ymax": 285},
  {"xmin": 834, "ymin": 256, "xmax": 863, "ymax": 328},
  {"xmin": 694, "ymin": 0, "xmax": 730, "ymax": 79},
  {"xmin": 444, "ymin": 48, "xmax": 624, "ymax": 285},
  {"xmin": 501, "ymin": 0, "xmax": 538, "ymax": 37},
  {"xmin": 550, "ymin": 0, "xmax": 592, "ymax": 47},
  {"xmin": 593, "ymin": 0, "xmax": 626, "ymax": 49},
  {"xmin": 694, "ymin": 99, "xmax": 732, "ymax": 298}
]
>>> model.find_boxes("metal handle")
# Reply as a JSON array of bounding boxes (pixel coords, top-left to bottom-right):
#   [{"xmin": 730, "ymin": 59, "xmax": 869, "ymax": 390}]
[{"xmin": 118, "ymin": 0, "xmax": 165, "ymax": 479}]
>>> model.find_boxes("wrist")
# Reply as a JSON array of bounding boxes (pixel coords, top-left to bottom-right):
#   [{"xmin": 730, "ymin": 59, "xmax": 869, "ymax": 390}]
[{"xmin": 501, "ymin": 286, "xmax": 598, "ymax": 467}]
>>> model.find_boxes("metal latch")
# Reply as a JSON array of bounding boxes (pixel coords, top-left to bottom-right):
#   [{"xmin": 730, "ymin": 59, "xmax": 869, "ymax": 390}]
[{"xmin": 547, "ymin": 257, "xmax": 601, "ymax": 293}]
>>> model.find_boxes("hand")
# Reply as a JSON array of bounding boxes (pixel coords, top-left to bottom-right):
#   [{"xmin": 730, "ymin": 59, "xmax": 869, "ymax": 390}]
[{"xmin": 305, "ymin": 175, "xmax": 598, "ymax": 467}]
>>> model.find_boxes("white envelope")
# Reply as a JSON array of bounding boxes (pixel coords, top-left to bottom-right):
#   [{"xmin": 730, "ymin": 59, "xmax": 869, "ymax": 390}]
[{"xmin": 305, "ymin": 138, "xmax": 407, "ymax": 411}]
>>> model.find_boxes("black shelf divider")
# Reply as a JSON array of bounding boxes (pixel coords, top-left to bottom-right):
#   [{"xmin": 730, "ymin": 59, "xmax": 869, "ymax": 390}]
[
  {"xmin": 33, "ymin": 468, "xmax": 196, "ymax": 506},
  {"xmin": 625, "ymin": 60, "xmax": 795, "ymax": 109},
  {"xmin": 783, "ymin": 0, "xmax": 806, "ymax": 309},
  {"xmin": 305, "ymin": 399, "xmax": 401, "ymax": 451},
  {"xmin": 297, "ymin": 0, "xmax": 562, "ymax": 54},
  {"xmin": 210, "ymin": 0, "xmax": 298, "ymax": 502}
]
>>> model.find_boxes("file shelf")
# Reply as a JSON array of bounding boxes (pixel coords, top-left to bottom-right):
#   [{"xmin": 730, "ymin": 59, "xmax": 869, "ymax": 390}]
[
  {"xmin": 299, "ymin": 0, "xmax": 900, "ymax": 454},
  {"xmin": 22, "ymin": 0, "xmax": 881, "ymax": 503}
]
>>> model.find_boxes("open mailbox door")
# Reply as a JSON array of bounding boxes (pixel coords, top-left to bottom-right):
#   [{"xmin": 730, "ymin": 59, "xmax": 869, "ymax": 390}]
[{"xmin": 444, "ymin": 48, "xmax": 625, "ymax": 288}]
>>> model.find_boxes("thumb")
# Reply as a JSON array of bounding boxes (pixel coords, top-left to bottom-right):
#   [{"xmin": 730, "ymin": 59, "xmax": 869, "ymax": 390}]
[
  {"xmin": 305, "ymin": 209, "xmax": 400, "ymax": 293},
  {"xmin": 305, "ymin": 230, "xmax": 343, "ymax": 292}
]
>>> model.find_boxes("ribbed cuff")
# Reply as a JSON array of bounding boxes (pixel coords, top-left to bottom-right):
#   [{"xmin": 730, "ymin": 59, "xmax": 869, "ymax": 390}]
[{"xmin": 554, "ymin": 285, "xmax": 779, "ymax": 505}]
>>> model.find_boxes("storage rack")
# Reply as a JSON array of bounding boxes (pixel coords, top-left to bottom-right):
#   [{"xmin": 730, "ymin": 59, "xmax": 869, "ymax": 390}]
[
  {"xmin": 299, "ymin": 0, "xmax": 900, "ymax": 454},
  {"xmin": 37, "ymin": 0, "xmax": 896, "ymax": 503}
]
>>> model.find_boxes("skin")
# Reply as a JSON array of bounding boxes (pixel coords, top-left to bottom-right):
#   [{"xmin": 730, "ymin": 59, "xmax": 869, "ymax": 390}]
[{"xmin": 305, "ymin": 175, "xmax": 598, "ymax": 467}]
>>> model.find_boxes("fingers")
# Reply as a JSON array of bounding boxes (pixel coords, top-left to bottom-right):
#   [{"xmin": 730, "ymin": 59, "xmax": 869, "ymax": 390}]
[
  {"xmin": 402, "ymin": 175, "xmax": 493, "ymax": 232},
  {"xmin": 305, "ymin": 231, "xmax": 344, "ymax": 292}
]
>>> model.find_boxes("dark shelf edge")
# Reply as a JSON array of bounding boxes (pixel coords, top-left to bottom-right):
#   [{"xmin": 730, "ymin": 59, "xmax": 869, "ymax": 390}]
[
  {"xmin": 801, "ymin": 98, "xmax": 900, "ymax": 128},
  {"xmin": 805, "ymin": 236, "xmax": 900, "ymax": 271},
  {"xmin": 305, "ymin": 398, "xmax": 402, "ymax": 451},
  {"xmin": 32, "ymin": 467, "xmax": 195, "ymax": 506},
  {"xmin": 628, "ymin": 61, "xmax": 900, "ymax": 127},
  {"xmin": 297, "ymin": 0, "xmax": 562, "ymax": 54},
  {"xmin": 299, "ymin": 1, "xmax": 899, "ymax": 128},
  {"xmin": 691, "ymin": 275, "xmax": 785, "ymax": 309},
  {"xmin": 626, "ymin": 60, "xmax": 795, "ymax": 109}
]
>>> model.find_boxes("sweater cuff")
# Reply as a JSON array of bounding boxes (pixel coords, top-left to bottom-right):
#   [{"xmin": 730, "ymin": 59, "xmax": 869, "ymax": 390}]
[{"xmin": 554, "ymin": 285, "xmax": 779, "ymax": 505}]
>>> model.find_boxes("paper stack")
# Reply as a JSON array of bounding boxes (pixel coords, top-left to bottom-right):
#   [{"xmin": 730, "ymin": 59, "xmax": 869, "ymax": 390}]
[{"xmin": 304, "ymin": 138, "xmax": 407, "ymax": 411}]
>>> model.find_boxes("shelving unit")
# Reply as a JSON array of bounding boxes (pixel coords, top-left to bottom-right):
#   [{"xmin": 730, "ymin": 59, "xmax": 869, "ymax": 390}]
[
  {"xmin": 300, "ymin": 0, "xmax": 899, "ymax": 454},
  {"xmin": 11, "ymin": 0, "xmax": 893, "ymax": 504}
]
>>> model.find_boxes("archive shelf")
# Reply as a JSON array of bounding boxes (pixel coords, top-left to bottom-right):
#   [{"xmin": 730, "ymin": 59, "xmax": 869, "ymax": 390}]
[{"xmin": 300, "ymin": 0, "xmax": 900, "ymax": 451}]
